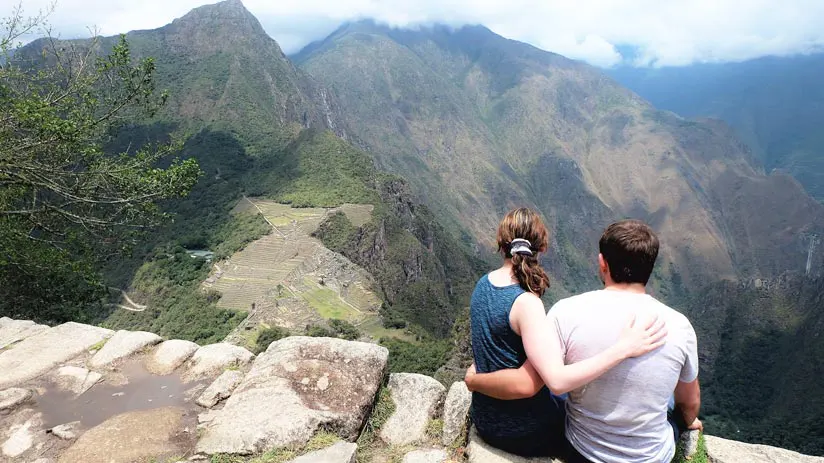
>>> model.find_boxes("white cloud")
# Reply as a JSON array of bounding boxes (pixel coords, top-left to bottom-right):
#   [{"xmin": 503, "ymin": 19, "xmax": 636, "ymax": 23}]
[{"xmin": 4, "ymin": 0, "xmax": 824, "ymax": 67}]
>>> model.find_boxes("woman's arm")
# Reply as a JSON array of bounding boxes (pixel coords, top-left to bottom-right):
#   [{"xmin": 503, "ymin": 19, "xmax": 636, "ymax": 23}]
[
  {"xmin": 464, "ymin": 360, "xmax": 544, "ymax": 399},
  {"xmin": 469, "ymin": 295, "xmax": 666, "ymax": 398}
]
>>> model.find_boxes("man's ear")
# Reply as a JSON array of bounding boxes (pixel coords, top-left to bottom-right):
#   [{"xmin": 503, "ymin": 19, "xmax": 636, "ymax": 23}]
[{"xmin": 598, "ymin": 253, "xmax": 610, "ymax": 281}]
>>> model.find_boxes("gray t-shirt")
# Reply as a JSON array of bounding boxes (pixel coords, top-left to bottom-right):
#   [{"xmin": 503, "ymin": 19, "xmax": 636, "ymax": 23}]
[{"xmin": 550, "ymin": 290, "xmax": 699, "ymax": 463}]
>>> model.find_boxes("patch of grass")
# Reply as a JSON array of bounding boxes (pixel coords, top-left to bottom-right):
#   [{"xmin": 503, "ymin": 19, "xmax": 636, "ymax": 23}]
[
  {"xmin": 89, "ymin": 339, "xmax": 108, "ymax": 351},
  {"xmin": 248, "ymin": 448, "xmax": 297, "ymax": 463},
  {"xmin": 303, "ymin": 431, "xmax": 340, "ymax": 453},
  {"xmin": 300, "ymin": 282, "xmax": 360, "ymax": 321},
  {"xmin": 671, "ymin": 432, "xmax": 708, "ymax": 463},
  {"xmin": 210, "ymin": 455, "xmax": 245, "ymax": 463},
  {"xmin": 357, "ymin": 386, "xmax": 397, "ymax": 462},
  {"xmin": 426, "ymin": 418, "xmax": 444, "ymax": 442}
]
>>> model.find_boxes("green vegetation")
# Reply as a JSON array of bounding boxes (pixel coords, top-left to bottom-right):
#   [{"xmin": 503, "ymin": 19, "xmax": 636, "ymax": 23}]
[
  {"xmin": 357, "ymin": 387, "xmax": 397, "ymax": 462},
  {"xmin": 0, "ymin": 13, "xmax": 200, "ymax": 323},
  {"xmin": 380, "ymin": 337, "xmax": 452, "ymax": 376},
  {"xmin": 254, "ymin": 326, "xmax": 290, "ymax": 354},
  {"xmin": 301, "ymin": 284, "xmax": 361, "ymax": 321},
  {"xmin": 210, "ymin": 431, "xmax": 340, "ymax": 463},
  {"xmin": 101, "ymin": 208, "xmax": 268, "ymax": 343},
  {"xmin": 305, "ymin": 319, "xmax": 361, "ymax": 341},
  {"xmin": 671, "ymin": 433, "xmax": 708, "ymax": 463}
]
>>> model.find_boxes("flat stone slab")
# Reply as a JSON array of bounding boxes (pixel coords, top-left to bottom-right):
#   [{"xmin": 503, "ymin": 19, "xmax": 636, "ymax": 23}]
[
  {"xmin": 58, "ymin": 407, "xmax": 186, "ymax": 463},
  {"xmin": 89, "ymin": 330, "xmax": 162, "ymax": 368},
  {"xmin": 467, "ymin": 427, "xmax": 561, "ymax": 463},
  {"xmin": 2, "ymin": 413, "xmax": 42, "ymax": 459},
  {"xmin": 51, "ymin": 366, "xmax": 103, "ymax": 395},
  {"xmin": 442, "ymin": 381, "xmax": 471, "ymax": 446},
  {"xmin": 0, "ymin": 388, "xmax": 32, "ymax": 412},
  {"xmin": 705, "ymin": 435, "xmax": 824, "ymax": 462},
  {"xmin": 196, "ymin": 336, "xmax": 388, "ymax": 455},
  {"xmin": 403, "ymin": 449, "xmax": 448, "ymax": 463},
  {"xmin": 146, "ymin": 339, "xmax": 200, "ymax": 375},
  {"xmin": 288, "ymin": 442, "xmax": 357, "ymax": 463},
  {"xmin": 196, "ymin": 369, "xmax": 244, "ymax": 408},
  {"xmin": 381, "ymin": 373, "xmax": 446, "ymax": 446},
  {"xmin": 0, "ymin": 319, "xmax": 48, "ymax": 349},
  {"xmin": 183, "ymin": 343, "xmax": 254, "ymax": 381},
  {"xmin": 0, "ymin": 322, "xmax": 113, "ymax": 389}
]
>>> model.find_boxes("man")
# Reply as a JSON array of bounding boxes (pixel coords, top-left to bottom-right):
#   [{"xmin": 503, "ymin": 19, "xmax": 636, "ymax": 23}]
[{"xmin": 465, "ymin": 219, "xmax": 701, "ymax": 463}]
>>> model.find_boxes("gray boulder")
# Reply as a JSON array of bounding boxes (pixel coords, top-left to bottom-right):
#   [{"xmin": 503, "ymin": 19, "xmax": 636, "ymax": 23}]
[
  {"xmin": 442, "ymin": 381, "xmax": 472, "ymax": 446},
  {"xmin": 89, "ymin": 330, "xmax": 162, "ymax": 368},
  {"xmin": 183, "ymin": 343, "xmax": 254, "ymax": 381},
  {"xmin": 288, "ymin": 442, "xmax": 357, "ymax": 463},
  {"xmin": 50, "ymin": 366, "xmax": 103, "ymax": 395},
  {"xmin": 146, "ymin": 339, "xmax": 200, "ymax": 375},
  {"xmin": 0, "ymin": 387, "xmax": 32, "ymax": 412},
  {"xmin": 196, "ymin": 369, "xmax": 244, "ymax": 408},
  {"xmin": 0, "ymin": 322, "xmax": 112, "ymax": 389},
  {"xmin": 0, "ymin": 319, "xmax": 48, "ymax": 350},
  {"xmin": 705, "ymin": 435, "xmax": 824, "ymax": 462},
  {"xmin": 680, "ymin": 429, "xmax": 700, "ymax": 459},
  {"xmin": 402, "ymin": 449, "xmax": 448, "ymax": 463},
  {"xmin": 381, "ymin": 373, "xmax": 446, "ymax": 446},
  {"xmin": 196, "ymin": 336, "xmax": 388, "ymax": 455}
]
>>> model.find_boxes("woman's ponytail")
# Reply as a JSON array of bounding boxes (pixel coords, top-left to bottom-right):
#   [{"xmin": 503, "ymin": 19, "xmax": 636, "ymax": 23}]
[
  {"xmin": 496, "ymin": 208, "xmax": 551, "ymax": 297},
  {"xmin": 511, "ymin": 250, "xmax": 550, "ymax": 297}
]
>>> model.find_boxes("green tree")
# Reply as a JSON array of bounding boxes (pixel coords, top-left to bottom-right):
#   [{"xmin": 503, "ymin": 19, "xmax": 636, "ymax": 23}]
[{"xmin": 0, "ymin": 6, "xmax": 200, "ymax": 322}]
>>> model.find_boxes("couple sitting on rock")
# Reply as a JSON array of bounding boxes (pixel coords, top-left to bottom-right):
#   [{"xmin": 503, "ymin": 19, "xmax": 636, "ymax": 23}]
[{"xmin": 465, "ymin": 208, "xmax": 701, "ymax": 463}]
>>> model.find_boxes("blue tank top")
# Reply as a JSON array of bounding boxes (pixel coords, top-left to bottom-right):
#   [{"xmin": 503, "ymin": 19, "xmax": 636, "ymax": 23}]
[{"xmin": 470, "ymin": 274, "xmax": 558, "ymax": 440}]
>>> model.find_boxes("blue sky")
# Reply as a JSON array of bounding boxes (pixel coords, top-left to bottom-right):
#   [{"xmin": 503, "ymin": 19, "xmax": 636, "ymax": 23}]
[{"xmin": 4, "ymin": 0, "xmax": 824, "ymax": 67}]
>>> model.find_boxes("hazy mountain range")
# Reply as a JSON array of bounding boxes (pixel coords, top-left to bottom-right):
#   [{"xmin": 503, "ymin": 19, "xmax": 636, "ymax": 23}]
[{"xmin": 17, "ymin": 0, "xmax": 824, "ymax": 454}]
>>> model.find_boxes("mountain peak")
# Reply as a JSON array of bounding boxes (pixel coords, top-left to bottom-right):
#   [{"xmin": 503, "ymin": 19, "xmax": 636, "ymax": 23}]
[{"xmin": 168, "ymin": 0, "xmax": 269, "ymax": 43}]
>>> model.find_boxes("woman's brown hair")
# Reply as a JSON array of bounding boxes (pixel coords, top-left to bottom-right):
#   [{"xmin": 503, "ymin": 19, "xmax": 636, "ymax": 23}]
[{"xmin": 496, "ymin": 208, "xmax": 551, "ymax": 296}]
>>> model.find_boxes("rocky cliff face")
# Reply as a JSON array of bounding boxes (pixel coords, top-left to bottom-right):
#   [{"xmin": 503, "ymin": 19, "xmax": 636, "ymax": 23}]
[
  {"xmin": 296, "ymin": 21, "xmax": 824, "ymax": 291},
  {"xmin": 1, "ymin": 317, "xmax": 821, "ymax": 463}
]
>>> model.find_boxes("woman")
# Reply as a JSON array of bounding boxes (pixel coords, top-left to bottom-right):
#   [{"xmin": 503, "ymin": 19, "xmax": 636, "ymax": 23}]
[{"xmin": 468, "ymin": 208, "xmax": 665, "ymax": 457}]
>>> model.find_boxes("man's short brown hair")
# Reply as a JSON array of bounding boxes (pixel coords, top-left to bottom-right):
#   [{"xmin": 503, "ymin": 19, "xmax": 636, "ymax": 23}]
[{"xmin": 599, "ymin": 219, "xmax": 660, "ymax": 285}]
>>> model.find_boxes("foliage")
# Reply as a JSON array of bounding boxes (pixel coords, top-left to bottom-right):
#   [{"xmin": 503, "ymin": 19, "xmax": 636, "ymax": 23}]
[
  {"xmin": 304, "ymin": 319, "xmax": 361, "ymax": 341},
  {"xmin": 328, "ymin": 319, "xmax": 360, "ymax": 340},
  {"xmin": 100, "ymin": 211, "xmax": 266, "ymax": 344},
  {"xmin": 380, "ymin": 337, "xmax": 452, "ymax": 376},
  {"xmin": 253, "ymin": 130, "xmax": 380, "ymax": 207},
  {"xmin": 254, "ymin": 326, "xmax": 290, "ymax": 354},
  {"xmin": 0, "ymin": 9, "xmax": 200, "ymax": 321}
]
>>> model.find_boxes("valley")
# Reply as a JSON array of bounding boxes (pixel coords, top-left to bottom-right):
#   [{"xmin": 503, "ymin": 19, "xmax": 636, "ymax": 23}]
[{"xmin": 2, "ymin": 0, "xmax": 824, "ymax": 457}]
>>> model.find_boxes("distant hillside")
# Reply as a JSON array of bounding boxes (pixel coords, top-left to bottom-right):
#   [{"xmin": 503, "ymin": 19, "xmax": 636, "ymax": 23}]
[
  {"xmin": 608, "ymin": 54, "xmax": 824, "ymax": 201},
  {"xmin": 295, "ymin": 21, "xmax": 824, "ymax": 453},
  {"xmin": 295, "ymin": 21, "xmax": 824, "ymax": 293}
]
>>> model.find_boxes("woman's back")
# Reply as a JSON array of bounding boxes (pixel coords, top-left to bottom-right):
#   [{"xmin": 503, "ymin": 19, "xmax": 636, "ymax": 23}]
[{"xmin": 470, "ymin": 274, "xmax": 560, "ymax": 450}]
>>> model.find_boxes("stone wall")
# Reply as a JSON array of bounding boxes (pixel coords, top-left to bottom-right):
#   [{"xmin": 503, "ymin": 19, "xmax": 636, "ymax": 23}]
[{"xmin": 0, "ymin": 317, "xmax": 821, "ymax": 463}]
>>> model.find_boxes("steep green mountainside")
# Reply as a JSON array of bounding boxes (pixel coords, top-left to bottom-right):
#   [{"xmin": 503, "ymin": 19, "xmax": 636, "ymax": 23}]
[
  {"xmin": 295, "ymin": 22, "xmax": 824, "ymax": 294},
  {"xmin": 607, "ymin": 54, "xmax": 824, "ymax": 201},
  {"xmin": 690, "ymin": 273, "xmax": 824, "ymax": 454},
  {"xmin": 15, "ymin": 3, "xmax": 479, "ymax": 346}
]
